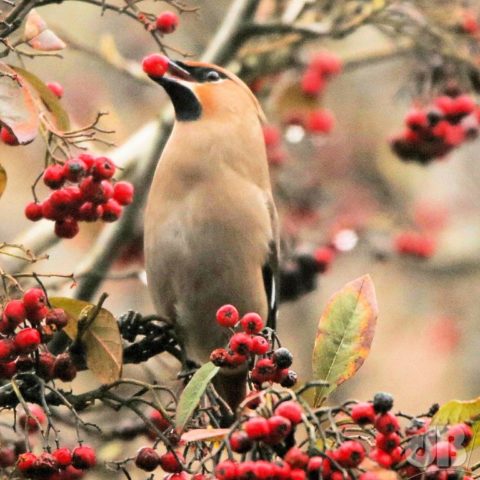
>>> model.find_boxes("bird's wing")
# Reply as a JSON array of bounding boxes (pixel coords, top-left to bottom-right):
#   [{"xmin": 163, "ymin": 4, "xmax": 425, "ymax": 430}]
[{"xmin": 263, "ymin": 198, "xmax": 280, "ymax": 330}]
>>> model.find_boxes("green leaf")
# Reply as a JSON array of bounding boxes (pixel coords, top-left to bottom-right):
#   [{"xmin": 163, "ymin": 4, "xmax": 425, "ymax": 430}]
[
  {"xmin": 0, "ymin": 62, "xmax": 39, "ymax": 145},
  {"xmin": 50, "ymin": 297, "xmax": 123, "ymax": 384},
  {"xmin": 432, "ymin": 398, "xmax": 480, "ymax": 450},
  {"xmin": 12, "ymin": 66, "xmax": 70, "ymax": 132},
  {"xmin": 175, "ymin": 362, "xmax": 219, "ymax": 432},
  {"xmin": 312, "ymin": 274, "xmax": 378, "ymax": 406},
  {"xmin": 0, "ymin": 164, "xmax": 6, "ymax": 200}
]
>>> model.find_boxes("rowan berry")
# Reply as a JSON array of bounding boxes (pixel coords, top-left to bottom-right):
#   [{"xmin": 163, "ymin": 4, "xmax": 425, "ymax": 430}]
[
  {"xmin": 52, "ymin": 447, "xmax": 72, "ymax": 468},
  {"xmin": 215, "ymin": 460, "xmax": 237, "ymax": 480},
  {"xmin": 14, "ymin": 328, "xmax": 41, "ymax": 354},
  {"xmin": 135, "ymin": 447, "xmax": 160, "ymax": 472},
  {"xmin": 229, "ymin": 332, "xmax": 253, "ymax": 355},
  {"xmin": 25, "ymin": 202, "xmax": 43, "ymax": 221},
  {"xmin": 91, "ymin": 157, "xmax": 116, "ymax": 180},
  {"xmin": 274, "ymin": 401, "xmax": 303, "ymax": 425},
  {"xmin": 17, "ymin": 452, "xmax": 37, "ymax": 473},
  {"xmin": 375, "ymin": 412, "xmax": 400, "ymax": 434},
  {"xmin": 3, "ymin": 299, "xmax": 26, "ymax": 329},
  {"xmin": 215, "ymin": 304, "xmax": 239, "ymax": 328},
  {"xmin": 250, "ymin": 335, "xmax": 269, "ymax": 355},
  {"xmin": 156, "ymin": 12, "xmax": 179, "ymax": 34},
  {"xmin": 229, "ymin": 431, "xmax": 253, "ymax": 453},
  {"xmin": 23, "ymin": 288, "xmax": 46, "ymax": 312},
  {"xmin": 240, "ymin": 312, "xmax": 264, "ymax": 334},
  {"xmin": 46, "ymin": 308, "xmax": 68, "ymax": 329},
  {"xmin": 266, "ymin": 415, "xmax": 292, "ymax": 443},
  {"xmin": 159, "ymin": 451, "xmax": 184, "ymax": 473},
  {"xmin": 63, "ymin": 157, "xmax": 87, "ymax": 182},
  {"xmin": 290, "ymin": 468, "xmax": 307, "ymax": 480},
  {"xmin": 101, "ymin": 199, "xmax": 122, "ymax": 222},
  {"xmin": 149, "ymin": 409, "xmax": 170, "ymax": 431},
  {"xmin": 34, "ymin": 452, "xmax": 59, "ymax": 476},
  {"xmin": 244, "ymin": 416, "xmax": 270, "ymax": 440},
  {"xmin": 113, "ymin": 181, "xmax": 134, "ymax": 206},
  {"xmin": 335, "ymin": 440, "xmax": 365, "ymax": 468},
  {"xmin": 55, "ymin": 217, "xmax": 79, "ymax": 239},
  {"xmin": 143, "ymin": 54, "xmax": 170, "ymax": 78},
  {"xmin": 306, "ymin": 109, "xmax": 334, "ymax": 134},
  {"xmin": 43, "ymin": 164, "xmax": 66, "ymax": 189},
  {"xmin": 376, "ymin": 432, "xmax": 401, "ymax": 452},
  {"xmin": 72, "ymin": 445, "xmax": 96, "ymax": 469},
  {"xmin": 54, "ymin": 352, "xmax": 77, "ymax": 382}
]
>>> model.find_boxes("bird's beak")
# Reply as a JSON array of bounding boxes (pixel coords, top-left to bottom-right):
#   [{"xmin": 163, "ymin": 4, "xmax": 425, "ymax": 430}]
[{"xmin": 167, "ymin": 59, "xmax": 192, "ymax": 81}]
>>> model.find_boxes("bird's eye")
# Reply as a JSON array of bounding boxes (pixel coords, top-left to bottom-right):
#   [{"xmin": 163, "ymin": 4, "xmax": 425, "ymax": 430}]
[{"xmin": 205, "ymin": 70, "xmax": 221, "ymax": 82}]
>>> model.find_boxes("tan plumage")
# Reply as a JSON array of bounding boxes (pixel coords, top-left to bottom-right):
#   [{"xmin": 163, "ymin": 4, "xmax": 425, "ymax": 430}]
[{"xmin": 144, "ymin": 60, "xmax": 279, "ymax": 410}]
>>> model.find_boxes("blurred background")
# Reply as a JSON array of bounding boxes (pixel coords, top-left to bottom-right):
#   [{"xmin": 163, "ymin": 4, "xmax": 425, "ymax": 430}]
[{"xmin": 1, "ymin": 1, "xmax": 480, "ymax": 473}]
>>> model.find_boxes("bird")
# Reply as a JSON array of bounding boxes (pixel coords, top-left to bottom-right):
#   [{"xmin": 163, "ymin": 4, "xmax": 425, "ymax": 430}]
[{"xmin": 143, "ymin": 58, "xmax": 279, "ymax": 412}]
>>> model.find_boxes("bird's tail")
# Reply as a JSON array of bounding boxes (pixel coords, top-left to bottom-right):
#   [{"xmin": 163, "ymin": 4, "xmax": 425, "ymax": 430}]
[{"xmin": 213, "ymin": 367, "xmax": 248, "ymax": 422}]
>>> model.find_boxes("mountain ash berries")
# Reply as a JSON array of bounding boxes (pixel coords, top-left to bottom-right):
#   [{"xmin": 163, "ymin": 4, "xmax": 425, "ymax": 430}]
[
  {"xmin": 210, "ymin": 305, "xmax": 297, "ymax": 389},
  {"xmin": 25, "ymin": 154, "xmax": 134, "ymax": 239}
]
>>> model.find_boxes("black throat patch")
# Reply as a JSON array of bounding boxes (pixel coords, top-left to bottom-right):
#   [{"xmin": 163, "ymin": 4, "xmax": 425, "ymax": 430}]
[{"xmin": 156, "ymin": 77, "xmax": 202, "ymax": 122}]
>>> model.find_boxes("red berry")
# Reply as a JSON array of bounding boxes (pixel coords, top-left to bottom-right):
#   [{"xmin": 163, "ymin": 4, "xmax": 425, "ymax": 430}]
[
  {"xmin": 263, "ymin": 125, "xmax": 281, "ymax": 147},
  {"xmin": 406, "ymin": 109, "xmax": 428, "ymax": 130},
  {"xmin": 26, "ymin": 305, "xmax": 48, "ymax": 324},
  {"xmin": 63, "ymin": 157, "xmax": 87, "ymax": 182},
  {"xmin": 143, "ymin": 54, "xmax": 170, "ymax": 78},
  {"xmin": 0, "ymin": 447, "xmax": 15, "ymax": 467},
  {"xmin": 17, "ymin": 452, "xmax": 37, "ymax": 473},
  {"xmin": 43, "ymin": 164, "xmax": 66, "ymax": 189},
  {"xmin": 45, "ymin": 308, "xmax": 68, "ymax": 329},
  {"xmin": 306, "ymin": 109, "xmax": 335, "ymax": 133},
  {"xmin": 250, "ymin": 335, "xmax": 269, "ymax": 355},
  {"xmin": 376, "ymin": 432, "xmax": 401, "ymax": 452},
  {"xmin": 156, "ymin": 11, "xmax": 179, "ymax": 34},
  {"xmin": 0, "ymin": 338, "xmax": 15, "ymax": 361},
  {"xmin": 19, "ymin": 404, "xmax": 46, "ymax": 432},
  {"xmin": 240, "ymin": 312, "xmax": 264, "ymax": 334},
  {"xmin": 252, "ymin": 358, "xmax": 276, "ymax": 382},
  {"xmin": 54, "ymin": 352, "xmax": 77, "ymax": 382},
  {"xmin": 300, "ymin": 70, "xmax": 325, "ymax": 96},
  {"xmin": 3, "ymin": 299, "xmax": 26, "ymax": 330},
  {"xmin": 37, "ymin": 352, "xmax": 56, "ymax": 381},
  {"xmin": 101, "ymin": 199, "xmax": 122, "ymax": 222},
  {"xmin": 335, "ymin": 440, "xmax": 366, "ymax": 468},
  {"xmin": 309, "ymin": 51, "xmax": 342, "ymax": 76},
  {"xmin": 52, "ymin": 447, "xmax": 72, "ymax": 468},
  {"xmin": 245, "ymin": 416, "xmax": 270, "ymax": 440},
  {"xmin": 135, "ymin": 447, "xmax": 160, "ymax": 472},
  {"xmin": 47, "ymin": 81, "xmax": 64, "ymax": 98},
  {"xmin": 210, "ymin": 348, "xmax": 231, "ymax": 367},
  {"xmin": 14, "ymin": 328, "xmax": 41, "ymax": 354},
  {"xmin": 370, "ymin": 448, "xmax": 394, "ymax": 468},
  {"xmin": 266, "ymin": 415, "xmax": 292, "ymax": 443},
  {"xmin": 284, "ymin": 447, "xmax": 309, "ymax": 469},
  {"xmin": 351, "ymin": 402, "xmax": 376, "ymax": 425},
  {"xmin": 91, "ymin": 157, "xmax": 116, "ymax": 180},
  {"xmin": 227, "ymin": 352, "xmax": 248, "ymax": 366},
  {"xmin": 274, "ymin": 401, "xmax": 303, "ymax": 425},
  {"xmin": 216, "ymin": 304, "xmax": 239, "ymax": 328},
  {"xmin": 23, "ymin": 288, "xmax": 46, "ymax": 312},
  {"xmin": 55, "ymin": 217, "xmax": 79, "ymax": 239},
  {"xmin": 229, "ymin": 430, "xmax": 252, "ymax": 453},
  {"xmin": 254, "ymin": 460, "xmax": 274, "ymax": 480},
  {"xmin": 375, "ymin": 412, "xmax": 400, "ymax": 434},
  {"xmin": 229, "ymin": 332, "xmax": 253, "ymax": 355},
  {"xmin": 447, "ymin": 423, "xmax": 474, "ymax": 448},
  {"xmin": 25, "ymin": 202, "xmax": 43, "ymax": 221},
  {"xmin": 159, "ymin": 451, "xmax": 184, "ymax": 473},
  {"xmin": 78, "ymin": 202, "xmax": 102, "ymax": 222},
  {"xmin": 72, "ymin": 445, "xmax": 96, "ymax": 469},
  {"xmin": 290, "ymin": 469, "xmax": 307, "ymax": 480},
  {"xmin": 79, "ymin": 177, "xmax": 113, "ymax": 204},
  {"xmin": 0, "ymin": 126, "xmax": 18, "ymax": 145},
  {"xmin": 149, "ymin": 409, "xmax": 171, "ymax": 431},
  {"xmin": 215, "ymin": 460, "xmax": 238, "ymax": 480},
  {"xmin": 313, "ymin": 246, "xmax": 336, "ymax": 272},
  {"xmin": 113, "ymin": 181, "xmax": 134, "ymax": 206},
  {"xmin": 0, "ymin": 361, "xmax": 16, "ymax": 379}
]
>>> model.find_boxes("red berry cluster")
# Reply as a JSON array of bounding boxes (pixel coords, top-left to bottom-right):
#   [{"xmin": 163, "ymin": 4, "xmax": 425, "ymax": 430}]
[
  {"xmin": 390, "ymin": 91, "xmax": 480, "ymax": 164},
  {"xmin": 25, "ymin": 154, "xmax": 134, "ymax": 239},
  {"xmin": 394, "ymin": 231, "xmax": 436, "ymax": 259},
  {"xmin": 16, "ymin": 444, "xmax": 95, "ymax": 479},
  {"xmin": 209, "ymin": 305, "xmax": 297, "ymax": 389},
  {"xmin": 0, "ymin": 288, "xmax": 77, "ymax": 381}
]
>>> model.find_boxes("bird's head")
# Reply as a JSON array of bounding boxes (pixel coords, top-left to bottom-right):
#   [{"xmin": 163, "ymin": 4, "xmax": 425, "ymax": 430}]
[{"xmin": 147, "ymin": 59, "xmax": 266, "ymax": 124}]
